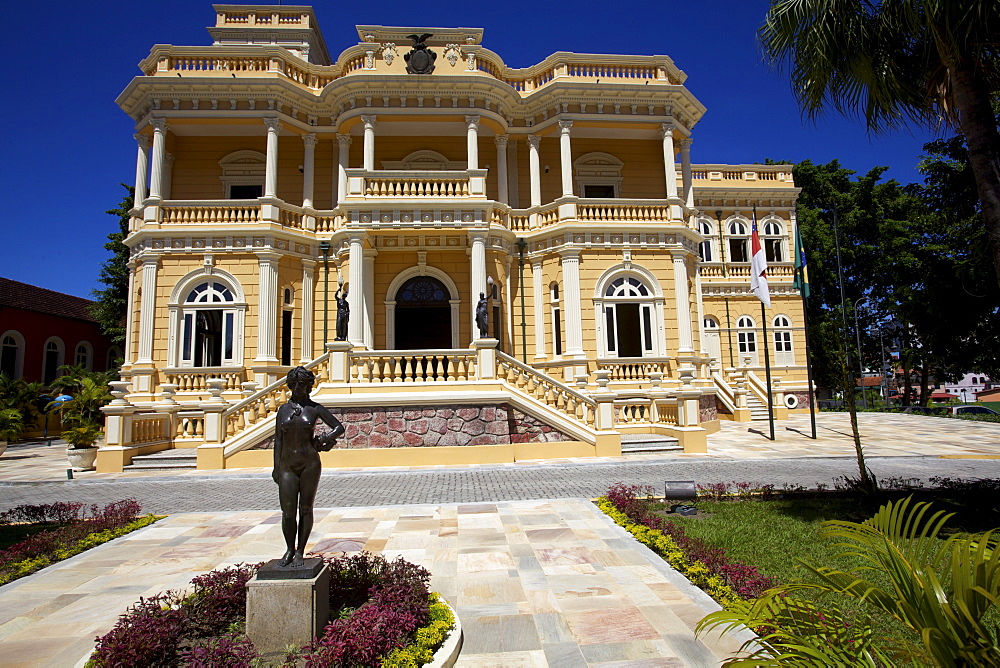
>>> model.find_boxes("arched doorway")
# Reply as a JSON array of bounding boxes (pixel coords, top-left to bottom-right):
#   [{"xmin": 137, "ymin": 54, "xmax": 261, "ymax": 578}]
[{"xmin": 394, "ymin": 276, "xmax": 453, "ymax": 349}]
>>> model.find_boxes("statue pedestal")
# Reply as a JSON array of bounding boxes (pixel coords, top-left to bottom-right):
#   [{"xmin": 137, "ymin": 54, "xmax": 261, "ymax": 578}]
[{"xmin": 246, "ymin": 558, "xmax": 329, "ymax": 658}]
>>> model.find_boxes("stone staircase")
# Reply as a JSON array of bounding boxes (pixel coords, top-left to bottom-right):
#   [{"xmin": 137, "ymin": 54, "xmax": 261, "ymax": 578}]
[
  {"xmin": 747, "ymin": 394, "xmax": 770, "ymax": 421},
  {"xmin": 620, "ymin": 433, "xmax": 682, "ymax": 454},
  {"xmin": 124, "ymin": 448, "xmax": 198, "ymax": 472}
]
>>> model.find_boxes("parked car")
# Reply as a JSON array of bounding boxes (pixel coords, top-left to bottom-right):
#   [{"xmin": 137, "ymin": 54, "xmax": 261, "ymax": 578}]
[
  {"xmin": 949, "ymin": 405, "xmax": 999, "ymax": 416},
  {"xmin": 899, "ymin": 406, "xmax": 948, "ymax": 415}
]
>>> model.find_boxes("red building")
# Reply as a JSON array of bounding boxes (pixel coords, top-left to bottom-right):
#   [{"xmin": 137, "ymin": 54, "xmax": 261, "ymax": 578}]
[{"xmin": 0, "ymin": 278, "xmax": 120, "ymax": 384}]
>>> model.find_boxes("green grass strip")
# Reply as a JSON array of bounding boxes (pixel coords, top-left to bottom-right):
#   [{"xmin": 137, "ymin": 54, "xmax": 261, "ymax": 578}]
[
  {"xmin": 595, "ymin": 497, "xmax": 742, "ymax": 608},
  {"xmin": 0, "ymin": 515, "xmax": 160, "ymax": 586},
  {"xmin": 382, "ymin": 592, "xmax": 456, "ymax": 667}
]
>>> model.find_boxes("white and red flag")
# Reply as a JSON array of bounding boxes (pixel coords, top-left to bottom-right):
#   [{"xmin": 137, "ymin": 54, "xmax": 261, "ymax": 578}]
[{"xmin": 750, "ymin": 218, "xmax": 771, "ymax": 307}]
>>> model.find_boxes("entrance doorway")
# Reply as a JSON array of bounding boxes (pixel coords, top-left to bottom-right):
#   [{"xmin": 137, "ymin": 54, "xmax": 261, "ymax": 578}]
[{"xmin": 393, "ymin": 277, "xmax": 452, "ymax": 350}]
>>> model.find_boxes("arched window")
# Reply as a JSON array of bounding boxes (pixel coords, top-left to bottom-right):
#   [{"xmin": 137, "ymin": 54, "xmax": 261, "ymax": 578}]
[
  {"xmin": 219, "ymin": 150, "xmax": 265, "ymax": 199},
  {"xmin": 550, "ymin": 282, "xmax": 562, "ymax": 356},
  {"xmin": 762, "ymin": 220, "xmax": 785, "ymax": 262},
  {"xmin": 1, "ymin": 331, "xmax": 24, "ymax": 379},
  {"xmin": 43, "ymin": 337, "xmax": 65, "ymax": 384},
  {"xmin": 728, "ymin": 219, "xmax": 749, "ymax": 262},
  {"xmin": 603, "ymin": 276, "xmax": 654, "ymax": 357},
  {"xmin": 75, "ymin": 342, "xmax": 93, "ymax": 370},
  {"xmin": 393, "ymin": 276, "xmax": 453, "ymax": 349},
  {"xmin": 697, "ymin": 219, "xmax": 714, "ymax": 262},
  {"xmin": 171, "ymin": 276, "xmax": 246, "ymax": 368},
  {"xmin": 773, "ymin": 315, "xmax": 794, "ymax": 365},
  {"xmin": 106, "ymin": 346, "xmax": 123, "ymax": 371},
  {"xmin": 736, "ymin": 315, "xmax": 757, "ymax": 365},
  {"xmin": 702, "ymin": 316, "xmax": 721, "ymax": 363}
]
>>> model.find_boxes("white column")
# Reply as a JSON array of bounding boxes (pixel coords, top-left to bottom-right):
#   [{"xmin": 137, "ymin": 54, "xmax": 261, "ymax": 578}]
[
  {"xmin": 132, "ymin": 134, "xmax": 150, "ymax": 205},
  {"xmin": 361, "ymin": 115, "xmax": 377, "ymax": 171},
  {"xmin": 363, "ymin": 249, "xmax": 376, "ymax": 349},
  {"xmin": 527, "ymin": 134, "xmax": 541, "ymax": 207},
  {"xmin": 348, "ymin": 233, "xmax": 365, "ymax": 346},
  {"xmin": 301, "ymin": 133, "xmax": 316, "ymax": 208},
  {"xmin": 300, "ymin": 259, "xmax": 315, "ymax": 363},
  {"xmin": 122, "ymin": 260, "xmax": 138, "ymax": 366},
  {"xmin": 256, "ymin": 252, "xmax": 280, "ymax": 362},
  {"xmin": 162, "ymin": 153, "xmax": 175, "ymax": 200},
  {"xmin": 560, "ymin": 250, "xmax": 584, "ymax": 357},
  {"xmin": 661, "ymin": 123, "xmax": 679, "ymax": 200},
  {"xmin": 559, "ymin": 120, "xmax": 574, "ymax": 197},
  {"xmin": 671, "ymin": 250, "xmax": 694, "ymax": 353},
  {"xmin": 264, "ymin": 118, "xmax": 281, "ymax": 199},
  {"xmin": 532, "ymin": 258, "xmax": 546, "ymax": 358},
  {"xmin": 494, "ymin": 135, "xmax": 509, "ymax": 204},
  {"xmin": 470, "ymin": 231, "xmax": 487, "ymax": 339},
  {"xmin": 136, "ymin": 255, "xmax": 159, "ymax": 363},
  {"xmin": 679, "ymin": 137, "xmax": 694, "ymax": 210},
  {"xmin": 466, "ymin": 115, "xmax": 480, "ymax": 170},
  {"xmin": 336, "ymin": 134, "xmax": 352, "ymax": 204},
  {"xmin": 147, "ymin": 119, "xmax": 168, "ymax": 201}
]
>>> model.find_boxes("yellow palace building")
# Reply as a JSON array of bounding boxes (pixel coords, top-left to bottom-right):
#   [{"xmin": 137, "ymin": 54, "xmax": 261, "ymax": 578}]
[{"xmin": 99, "ymin": 5, "xmax": 808, "ymax": 472}]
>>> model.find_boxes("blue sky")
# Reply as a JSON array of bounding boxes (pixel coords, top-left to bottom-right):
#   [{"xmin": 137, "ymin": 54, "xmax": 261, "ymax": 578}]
[{"xmin": 1, "ymin": 0, "xmax": 941, "ymax": 299}]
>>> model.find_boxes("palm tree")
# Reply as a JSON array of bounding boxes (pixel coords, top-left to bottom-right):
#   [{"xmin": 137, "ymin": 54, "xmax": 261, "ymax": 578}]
[{"xmin": 760, "ymin": 0, "xmax": 1000, "ymax": 287}]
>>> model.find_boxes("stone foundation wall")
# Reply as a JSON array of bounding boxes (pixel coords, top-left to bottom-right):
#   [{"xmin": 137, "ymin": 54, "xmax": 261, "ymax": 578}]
[
  {"xmin": 714, "ymin": 396, "xmax": 732, "ymax": 416},
  {"xmin": 700, "ymin": 394, "xmax": 718, "ymax": 422},
  {"xmin": 250, "ymin": 403, "xmax": 569, "ymax": 450}
]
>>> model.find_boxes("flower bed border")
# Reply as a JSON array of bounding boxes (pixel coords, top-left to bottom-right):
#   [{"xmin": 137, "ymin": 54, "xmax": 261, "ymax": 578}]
[{"xmin": 596, "ymin": 497, "xmax": 743, "ymax": 608}]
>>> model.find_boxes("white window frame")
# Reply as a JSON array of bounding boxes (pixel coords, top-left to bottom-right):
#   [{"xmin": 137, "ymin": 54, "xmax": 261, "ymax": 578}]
[
  {"xmin": 594, "ymin": 267, "xmax": 665, "ymax": 358},
  {"xmin": 219, "ymin": 150, "xmax": 266, "ymax": 199},
  {"xmin": 1, "ymin": 330, "xmax": 25, "ymax": 380},
  {"xmin": 772, "ymin": 315, "xmax": 794, "ymax": 365},
  {"xmin": 727, "ymin": 218, "xmax": 750, "ymax": 263},
  {"xmin": 762, "ymin": 219, "xmax": 785, "ymax": 263},
  {"xmin": 43, "ymin": 336, "xmax": 65, "ymax": 384},
  {"xmin": 736, "ymin": 315, "xmax": 758, "ymax": 365},
  {"xmin": 697, "ymin": 219, "xmax": 715, "ymax": 262},
  {"xmin": 75, "ymin": 341, "xmax": 93, "ymax": 370},
  {"xmin": 384, "ymin": 267, "xmax": 461, "ymax": 349},
  {"xmin": 168, "ymin": 270, "xmax": 247, "ymax": 369},
  {"xmin": 574, "ymin": 152, "xmax": 624, "ymax": 198}
]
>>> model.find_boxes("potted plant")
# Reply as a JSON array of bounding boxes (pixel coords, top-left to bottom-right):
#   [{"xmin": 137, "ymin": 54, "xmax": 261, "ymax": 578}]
[
  {"xmin": 64, "ymin": 421, "xmax": 104, "ymax": 470},
  {"xmin": 0, "ymin": 408, "xmax": 24, "ymax": 457}
]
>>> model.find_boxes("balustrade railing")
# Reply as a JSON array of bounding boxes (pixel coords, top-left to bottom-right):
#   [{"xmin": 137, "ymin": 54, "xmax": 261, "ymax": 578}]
[
  {"xmin": 578, "ymin": 201, "xmax": 673, "ymax": 223},
  {"xmin": 496, "ymin": 351, "xmax": 596, "ymax": 428},
  {"xmin": 175, "ymin": 411, "xmax": 206, "ymax": 441},
  {"xmin": 350, "ymin": 351, "xmax": 476, "ymax": 383},
  {"xmin": 132, "ymin": 413, "xmax": 170, "ymax": 444},
  {"xmin": 599, "ymin": 359, "xmax": 672, "ymax": 382},
  {"xmin": 164, "ymin": 368, "xmax": 245, "ymax": 392},
  {"xmin": 614, "ymin": 397, "xmax": 679, "ymax": 426},
  {"xmin": 160, "ymin": 201, "xmax": 260, "ymax": 225}
]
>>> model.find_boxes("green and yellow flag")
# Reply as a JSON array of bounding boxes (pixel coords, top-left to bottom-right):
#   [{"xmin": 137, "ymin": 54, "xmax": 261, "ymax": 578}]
[{"xmin": 793, "ymin": 224, "xmax": 810, "ymax": 299}]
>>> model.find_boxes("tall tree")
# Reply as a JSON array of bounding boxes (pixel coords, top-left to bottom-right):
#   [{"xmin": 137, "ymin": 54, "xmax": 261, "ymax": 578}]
[
  {"xmin": 90, "ymin": 185, "xmax": 133, "ymax": 346},
  {"xmin": 761, "ymin": 0, "xmax": 1000, "ymax": 288}
]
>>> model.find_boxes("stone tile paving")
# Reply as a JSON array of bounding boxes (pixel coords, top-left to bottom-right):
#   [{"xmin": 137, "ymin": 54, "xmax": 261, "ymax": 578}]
[{"xmin": 0, "ymin": 500, "xmax": 746, "ymax": 668}]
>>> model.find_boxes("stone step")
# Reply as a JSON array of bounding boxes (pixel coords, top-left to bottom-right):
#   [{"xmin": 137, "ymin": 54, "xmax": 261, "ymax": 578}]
[
  {"xmin": 620, "ymin": 434, "xmax": 682, "ymax": 454},
  {"xmin": 125, "ymin": 448, "xmax": 198, "ymax": 471}
]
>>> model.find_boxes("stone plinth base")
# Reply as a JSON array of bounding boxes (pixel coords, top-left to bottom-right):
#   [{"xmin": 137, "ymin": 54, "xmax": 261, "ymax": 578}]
[{"xmin": 246, "ymin": 558, "xmax": 329, "ymax": 658}]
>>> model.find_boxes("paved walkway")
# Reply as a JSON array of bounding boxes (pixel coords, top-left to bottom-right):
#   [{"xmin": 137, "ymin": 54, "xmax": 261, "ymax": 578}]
[
  {"xmin": 1, "ymin": 412, "xmax": 999, "ymax": 666},
  {"xmin": 0, "ymin": 500, "xmax": 746, "ymax": 668}
]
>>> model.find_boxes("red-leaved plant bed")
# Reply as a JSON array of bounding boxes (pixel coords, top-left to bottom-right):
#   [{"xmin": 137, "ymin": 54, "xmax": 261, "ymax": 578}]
[
  {"xmin": 606, "ymin": 482, "xmax": 775, "ymax": 599},
  {"xmin": 0, "ymin": 500, "xmax": 147, "ymax": 581},
  {"xmin": 88, "ymin": 552, "xmax": 434, "ymax": 667}
]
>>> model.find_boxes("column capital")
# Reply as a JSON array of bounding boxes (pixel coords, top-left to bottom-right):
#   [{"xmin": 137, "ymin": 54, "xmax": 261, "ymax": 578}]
[
  {"xmin": 302, "ymin": 132, "xmax": 318, "ymax": 147},
  {"xmin": 660, "ymin": 123, "xmax": 675, "ymax": 138},
  {"xmin": 361, "ymin": 114, "xmax": 377, "ymax": 128},
  {"xmin": 465, "ymin": 114, "xmax": 481, "ymax": 129},
  {"xmin": 133, "ymin": 133, "xmax": 151, "ymax": 148},
  {"xmin": 263, "ymin": 117, "xmax": 282, "ymax": 132},
  {"xmin": 669, "ymin": 248, "xmax": 690, "ymax": 261},
  {"xmin": 301, "ymin": 257, "xmax": 317, "ymax": 269},
  {"xmin": 494, "ymin": 134, "xmax": 508, "ymax": 147},
  {"xmin": 164, "ymin": 152, "xmax": 175, "ymax": 166},
  {"xmin": 678, "ymin": 137, "xmax": 693, "ymax": 150},
  {"xmin": 558, "ymin": 248, "xmax": 582, "ymax": 260},
  {"xmin": 149, "ymin": 118, "xmax": 168, "ymax": 132},
  {"xmin": 336, "ymin": 133, "xmax": 353, "ymax": 146},
  {"xmin": 255, "ymin": 250, "xmax": 283, "ymax": 264},
  {"xmin": 526, "ymin": 134, "xmax": 540, "ymax": 150},
  {"xmin": 140, "ymin": 254, "xmax": 160, "ymax": 267},
  {"xmin": 558, "ymin": 120, "xmax": 573, "ymax": 133}
]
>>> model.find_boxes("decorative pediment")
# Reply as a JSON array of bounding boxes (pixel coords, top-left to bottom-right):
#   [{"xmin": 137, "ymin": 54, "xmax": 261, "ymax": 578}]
[{"xmin": 381, "ymin": 150, "xmax": 466, "ymax": 171}]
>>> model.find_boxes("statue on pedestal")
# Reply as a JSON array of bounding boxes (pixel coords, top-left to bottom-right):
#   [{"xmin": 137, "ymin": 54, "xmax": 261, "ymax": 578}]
[
  {"xmin": 475, "ymin": 292, "xmax": 488, "ymax": 338},
  {"xmin": 335, "ymin": 287, "xmax": 349, "ymax": 341},
  {"xmin": 272, "ymin": 367, "xmax": 345, "ymax": 567}
]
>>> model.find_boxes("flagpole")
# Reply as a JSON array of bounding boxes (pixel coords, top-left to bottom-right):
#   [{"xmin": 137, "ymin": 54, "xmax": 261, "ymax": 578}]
[
  {"xmin": 761, "ymin": 301, "xmax": 775, "ymax": 441},
  {"xmin": 800, "ymin": 294, "xmax": 817, "ymax": 439}
]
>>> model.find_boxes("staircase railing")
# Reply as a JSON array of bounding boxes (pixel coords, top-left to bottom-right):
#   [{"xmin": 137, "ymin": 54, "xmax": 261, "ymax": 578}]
[
  {"xmin": 496, "ymin": 351, "xmax": 598, "ymax": 429},
  {"xmin": 711, "ymin": 371, "xmax": 737, "ymax": 414}
]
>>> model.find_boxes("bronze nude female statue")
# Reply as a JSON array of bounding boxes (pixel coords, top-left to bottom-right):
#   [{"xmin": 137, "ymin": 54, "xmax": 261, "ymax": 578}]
[{"xmin": 272, "ymin": 366, "xmax": 345, "ymax": 567}]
